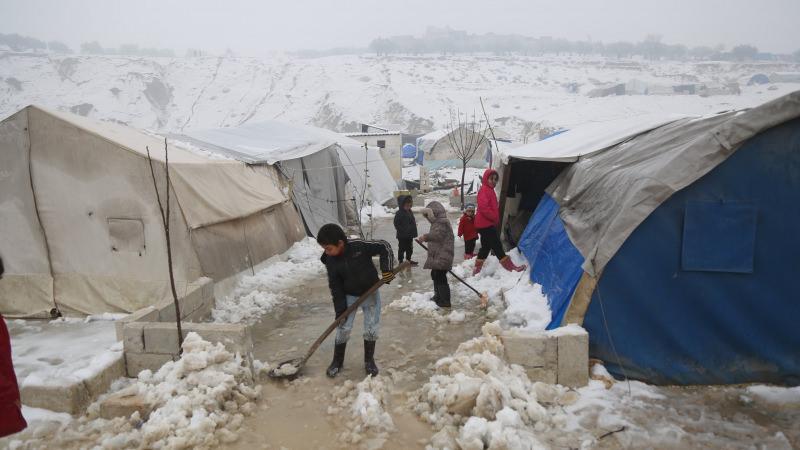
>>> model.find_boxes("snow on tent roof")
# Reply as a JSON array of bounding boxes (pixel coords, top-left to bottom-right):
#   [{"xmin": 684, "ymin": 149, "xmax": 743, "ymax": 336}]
[
  {"xmin": 184, "ymin": 120, "xmax": 396, "ymax": 205},
  {"xmin": 500, "ymin": 114, "xmax": 687, "ymax": 163}
]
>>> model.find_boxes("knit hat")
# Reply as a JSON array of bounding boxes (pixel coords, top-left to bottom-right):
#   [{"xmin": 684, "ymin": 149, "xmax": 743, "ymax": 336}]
[{"xmin": 464, "ymin": 203, "xmax": 476, "ymax": 211}]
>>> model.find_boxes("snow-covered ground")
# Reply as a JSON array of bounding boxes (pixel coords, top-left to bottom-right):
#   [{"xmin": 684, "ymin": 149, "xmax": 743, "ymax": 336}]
[
  {"xmin": 7, "ymin": 316, "xmax": 123, "ymax": 390},
  {"xmin": 1, "ymin": 52, "xmax": 797, "ymax": 140}
]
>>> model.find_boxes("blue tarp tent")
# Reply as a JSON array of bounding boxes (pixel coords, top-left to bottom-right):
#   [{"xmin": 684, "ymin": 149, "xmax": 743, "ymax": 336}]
[
  {"xmin": 511, "ymin": 91, "xmax": 800, "ymax": 385},
  {"xmin": 402, "ymin": 143, "xmax": 417, "ymax": 158}
]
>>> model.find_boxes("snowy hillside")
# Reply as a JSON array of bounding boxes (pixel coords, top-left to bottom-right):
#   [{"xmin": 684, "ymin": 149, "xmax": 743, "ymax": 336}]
[{"xmin": 1, "ymin": 52, "xmax": 798, "ymax": 139}]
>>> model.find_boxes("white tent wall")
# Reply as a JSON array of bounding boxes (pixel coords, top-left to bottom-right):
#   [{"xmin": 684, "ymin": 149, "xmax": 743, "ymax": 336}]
[
  {"xmin": 25, "ymin": 106, "xmax": 204, "ymax": 315},
  {"xmin": 0, "ymin": 108, "xmax": 54, "ymax": 317},
  {"xmin": 334, "ymin": 142, "xmax": 396, "ymax": 207}
]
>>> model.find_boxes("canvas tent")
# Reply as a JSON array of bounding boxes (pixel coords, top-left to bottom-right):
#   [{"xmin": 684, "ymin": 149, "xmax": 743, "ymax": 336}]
[
  {"xmin": 0, "ymin": 106, "xmax": 306, "ymax": 317},
  {"xmin": 183, "ymin": 120, "xmax": 396, "ymax": 236},
  {"xmin": 416, "ymin": 127, "xmax": 491, "ymax": 166},
  {"xmin": 504, "ymin": 91, "xmax": 800, "ymax": 385}
]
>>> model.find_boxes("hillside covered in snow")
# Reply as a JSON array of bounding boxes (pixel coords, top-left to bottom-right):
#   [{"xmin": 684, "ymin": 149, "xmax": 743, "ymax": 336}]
[{"xmin": 1, "ymin": 52, "xmax": 799, "ymax": 139}]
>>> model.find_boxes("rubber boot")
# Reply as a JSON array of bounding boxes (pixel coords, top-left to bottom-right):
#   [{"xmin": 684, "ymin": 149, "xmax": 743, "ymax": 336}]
[
  {"xmin": 500, "ymin": 256, "xmax": 527, "ymax": 272},
  {"xmin": 464, "ymin": 253, "xmax": 476, "ymax": 260},
  {"xmin": 472, "ymin": 259, "xmax": 485, "ymax": 276},
  {"xmin": 364, "ymin": 340, "xmax": 379, "ymax": 376},
  {"xmin": 430, "ymin": 281, "xmax": 440, "ymax": 305},
  {"xmin": 435, "ymin": 281, "xmax": 451, "ymax": 308},
  {"xmin": 326, "ymin": 342, "xmax": 347, "ymax": 378}
]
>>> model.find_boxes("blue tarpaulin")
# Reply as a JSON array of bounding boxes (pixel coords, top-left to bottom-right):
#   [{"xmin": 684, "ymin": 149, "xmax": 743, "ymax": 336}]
[
  {"xmin": 517, "ymin": 193, "xmax": 584, "ymax": 330},
  {"xmin": 402, "ymin": 143, "xmax": 417, "ymax": 158},
  {"xmin": 584, "ymin": 118, "xmax": 800, "ymax": 385}
]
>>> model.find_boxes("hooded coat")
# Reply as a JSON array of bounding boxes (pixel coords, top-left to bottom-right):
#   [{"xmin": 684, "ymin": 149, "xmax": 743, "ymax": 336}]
[
  {"xmin": 422, "ymin": 201, "xmax": 455, "ymax": 271},
  {"xmin": 393, "ymin": 195, "xmax": 418, "ymax": 239},
  {"xmin": 475, "ymin": 168, "xmax": 500, "ymax": 229}
]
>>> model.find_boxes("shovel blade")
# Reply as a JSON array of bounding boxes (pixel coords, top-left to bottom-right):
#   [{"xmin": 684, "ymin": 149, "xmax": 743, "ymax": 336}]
[{"xmin": 267, "ymin": 358, "xmax": 304, "ymax": 380}]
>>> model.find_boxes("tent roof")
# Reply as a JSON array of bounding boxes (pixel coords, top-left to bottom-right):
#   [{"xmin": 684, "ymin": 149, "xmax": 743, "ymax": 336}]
[
  {"xmin": 547, "ymin": 90, "xmax": 800, "ymax": 276},
  {"xmin": 23, "ymin": 106, "xmax": 287, "ymax": 229},
  {"xmin": 500, "ymin": 114, "xmax": 687, "ymax": 163},
  {"xmin": 184, "ymin": 120, "xmax": 367, "ymax": 165}
]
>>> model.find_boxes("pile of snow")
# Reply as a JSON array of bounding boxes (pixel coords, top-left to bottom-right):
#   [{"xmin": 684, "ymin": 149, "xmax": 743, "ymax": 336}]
[
  {"xmin": 212, "ymin": 238, "xmax": 325, "ymax": 323},
  {"xmin": 389, "ymin": 292, "xmax": 473, "ymax": 324},
  {"xmin": 360, "ymin": 202, "xmax": 396, "ymax": 224},
  {"xmin": 328, "ymin": 376, "xmax": 395, "ymax": 448},
  {"xmin": 743, "ymin": 385, "xmax": 800, "ymax": 407},
  {"xmin": 12, "ymin": 333, "xmax": 260, "ymax": 449},
  {"xmin": 7, "ymin": 318, "xmax": 123, "ymax": 389}
]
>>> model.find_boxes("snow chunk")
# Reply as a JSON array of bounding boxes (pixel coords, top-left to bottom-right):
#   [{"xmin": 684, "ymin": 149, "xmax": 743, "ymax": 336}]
[
  {"xmin": 744, "ymin": 385, "xmax": 800, "ymax": 407},
  {"xmin": 329, "ymin": 376, "xmax": 395, "ymax": 448}
]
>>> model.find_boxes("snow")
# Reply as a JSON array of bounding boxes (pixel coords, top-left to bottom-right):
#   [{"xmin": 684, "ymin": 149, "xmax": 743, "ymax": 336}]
[
  {"xmin": 10, "ymin": 332, "xmax": 261, "ymax": 449},
  {"xmin": 6, "ymin": 317, "xmax": 122, "ymax": 388},
  {"xmin": 212, "ymin": 237, "xmax": 325, "ymax": 324},
  {"xmin": 21, "ymin": 405, "xmax": 73, "ymax": 424},
  {"xmin": 360, "ymin": 202, "xmax": 396, "ymax": 224},
  {"xmin": 329, "ymin": 376, "xmax": 395, "ymax": 448},
  {"xmin": 389, "ymin": 292, "xmax": 474, "ymax": 323},
  {"xmin": 402, "ymin": 165, "xmax": 421, "ymax": 181},
  {"xmin": 743, "ymin": 385, "xmax": 800, "ymax": 407},
  {"xmin": 273, "ymin": 362, "xmax": 299, "ymax": 376}
]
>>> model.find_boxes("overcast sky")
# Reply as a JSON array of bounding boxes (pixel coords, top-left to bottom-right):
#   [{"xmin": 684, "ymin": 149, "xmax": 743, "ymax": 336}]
[{"xmin": 1, "ymin": 0, "xmax": 798, "ymax": 55}]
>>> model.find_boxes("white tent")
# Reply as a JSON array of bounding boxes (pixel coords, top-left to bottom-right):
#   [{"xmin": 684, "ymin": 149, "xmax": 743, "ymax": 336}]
[
  {"xmin": 0, "ymin": 106, "xmax": 306, "ymax": 317},
  {"xmin": 416, "ymin": 127, "xmax": 491, "ymax": 163},
  {"xmin": 183, "ymin": 120, "xmax": 396, "ymax": 235}
]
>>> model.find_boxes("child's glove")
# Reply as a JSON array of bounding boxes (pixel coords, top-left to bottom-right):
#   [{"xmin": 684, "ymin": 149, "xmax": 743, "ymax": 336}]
[{"xmin": 381, "ymin": 271, "xmax": 395, "ymax": 284}]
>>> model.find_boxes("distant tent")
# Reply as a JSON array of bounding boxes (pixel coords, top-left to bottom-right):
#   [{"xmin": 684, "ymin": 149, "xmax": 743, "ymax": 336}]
[
  {"xmin": 183, "ymin": 120, "xmax": 396, "ymax": 235},
  {"xmin": 401, "ymin": 143, "xmax": 417, "ymax": 158},
  {"xmin": 502, "ymin": 92, "xmax": 800, "ymax": 385},
  {"xmin": 748, "ymin": 74, "xmax": 770, "ymax": 85},
  {"xmin": 416, "ymin": 127, "xmax": 490, "ymax": 167},
  {"xmin": 0, "ymin": 106, "xmax": 306, "ymax": 317}
]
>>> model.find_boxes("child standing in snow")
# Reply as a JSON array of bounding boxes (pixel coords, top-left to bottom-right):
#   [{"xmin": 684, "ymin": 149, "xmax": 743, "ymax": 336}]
[
  {"xmin": 393, "ymin": 195, "xmax": 418, "ymax": 265},
  {"xmin": 317, "ymin": 224, "xmax": 394, "ymax": 378},
  {"xmin": 474, "ymin": 168, "xmax": 527, "ymax": 275},
  {"xmin": 418, "ymin": 201, "xmax": 454, "ymax": 308},
  {"xmin": 457, "ymin": 203, "xmax": 478, "ymax": 260}
]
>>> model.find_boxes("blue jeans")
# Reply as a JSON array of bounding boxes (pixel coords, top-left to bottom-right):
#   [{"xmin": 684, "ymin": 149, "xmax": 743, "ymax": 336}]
[{"xmin": 334, "ymin": 291, "xmax": 381, "ymax": 344}]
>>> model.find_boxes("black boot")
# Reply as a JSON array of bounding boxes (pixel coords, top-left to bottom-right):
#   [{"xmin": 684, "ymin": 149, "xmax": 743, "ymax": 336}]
[
  {"xmin": 435, "ymin": 281, "xmax": 451, "ymax": 308},
  {"xmin": 430, "ymin": 282, "xmax": 440, "ymax": 305},
  {"xmin": 364, "ymin": 340, "xmax": 379, "ymax": 376},
  {"xmin": 326, "ymin": 342, "xmax": 347, "ymax": 378}
]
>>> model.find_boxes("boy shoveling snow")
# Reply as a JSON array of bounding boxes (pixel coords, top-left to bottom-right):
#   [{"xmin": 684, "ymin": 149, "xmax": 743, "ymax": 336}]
[
  {"xmin": 418, "ymin": 201, "xmax": 454, "ymax": 308},
  {"xmin": 317, "ymin": 224, "xmax": 395, "ymax": 378}
]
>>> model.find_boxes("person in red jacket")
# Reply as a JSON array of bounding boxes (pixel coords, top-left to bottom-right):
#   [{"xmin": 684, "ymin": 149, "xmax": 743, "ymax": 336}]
[
  {"xmin": 457, "ymin": 203, "xmax": 479, "ymax": 260},
  {"xmin": 0, "ymin": 256, "xmax": 28, "ymax": 438},
  {"xmin": 473, "ymin": 169, "xmax": 527, "ymax": 275}
]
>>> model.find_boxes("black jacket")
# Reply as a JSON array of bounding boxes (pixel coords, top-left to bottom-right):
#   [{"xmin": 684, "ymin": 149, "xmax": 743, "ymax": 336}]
[
  {"xmin": 393, "ymin": 195, "xmax": 418, "ymax": 239},
  {"xmin": 321, "ymin": 239, "xmax": 394, "ymax": 317}
]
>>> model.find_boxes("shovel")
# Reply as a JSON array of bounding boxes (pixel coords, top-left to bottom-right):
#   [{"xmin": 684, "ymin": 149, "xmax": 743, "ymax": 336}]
[
  {"xmin": 268, "ymin": 261, "xmax": 412, "ymax": 380},
  {"xmin": 414, "ymin": 240, "xmax": 490, "ymax": 308}
]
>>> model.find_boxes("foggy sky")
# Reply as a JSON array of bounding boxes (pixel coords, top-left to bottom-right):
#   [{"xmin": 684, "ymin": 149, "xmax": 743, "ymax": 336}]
[{"xmin": 1, "ymin": 0, "xmax": 798, "ymax": 55}]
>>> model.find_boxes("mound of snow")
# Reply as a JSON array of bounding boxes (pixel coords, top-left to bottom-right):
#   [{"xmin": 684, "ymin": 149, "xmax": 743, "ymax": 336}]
[
  {"xmin": 213, "ymin": 237, "xmax": 324, "ymax": 323},
  {"xmin": 743, "ymin": 385, "xmax": 800, "ymax": 407},
  {"xmin": 328, "ymin": 376, "xmax": 395, "ymax": 448}
]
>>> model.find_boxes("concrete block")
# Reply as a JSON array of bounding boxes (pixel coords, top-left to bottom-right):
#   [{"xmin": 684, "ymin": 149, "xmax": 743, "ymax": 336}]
[
  {"xmin": 557, "ymin": 331, "xmax": 589, "ymax": 388},
  {"xmin": 184, "ymin": 323, "xmax": 253, "ymax": 356},
  {"xmin": 143, "ymin": 322, "xmax": 182, "ymax": 354},
  {"xmin": 157, "ymin": 300, "xmax": 179, "ymax": 323},
  {"xmin": 125, "ymin": 352, "xmax": 176, "ymax": 377},
  {"xmin": 84, "ymin": 355, "xmax": 126, "ymax": 399},
  {"xmin": 21, "ymin": 382, "xmax": 88, "ymax": 415},
  {"xmin": 123, "ymin": 322, "xmax": 146, "ymax": 353},
  {"xmin": 501, "ymin": 333, "xmax": 558, "ymax": 369},
  {"xmin": 115, "ymin": 306, "xmax": 158, "ymax": 340},
  {"xmin": 185, "ymin": 299, "xmax": 213, "ymax": 323},
  {"xmin": 99, "ymin": 391, "xmax": 154, "ymax": 420},
  {"xmin": 524, "ymin": 367, "xmax": 558, "ymax": 384}
]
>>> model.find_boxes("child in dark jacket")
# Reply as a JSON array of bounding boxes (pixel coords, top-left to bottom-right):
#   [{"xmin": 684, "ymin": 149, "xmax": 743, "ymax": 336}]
[
  {"xmin": 317, "ymin": 224, "xmax": 394, "ymax": 378},
  {"xmin": 418, "ymin": 201, "xmax": 454, "ymax": 308},
  {"xmin": 457, "ymin": 203, "xmax": 478, "ymax": 260},
  {"xmin": 393, "ymin": 195, "xmax": 418, "ymax": 265}
]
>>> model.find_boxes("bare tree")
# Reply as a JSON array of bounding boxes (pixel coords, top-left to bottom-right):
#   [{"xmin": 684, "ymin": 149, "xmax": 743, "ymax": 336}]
[
  {"xmin": 444, "ymin": 110, "xmax": 488, "ymax": 208},
  {"xmin": 146, "ymin": 139, "xmax": 183, "ymax": 353}
]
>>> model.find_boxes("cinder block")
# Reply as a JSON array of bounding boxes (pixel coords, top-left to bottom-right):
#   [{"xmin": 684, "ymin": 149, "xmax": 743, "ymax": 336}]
[
  {"xmin": 99, "ymin": 391, "xmax": 154, "ymax": 420},
  {"xmin": 557, "ymin": 331, "xmax": 589, "ymax": 388},
  {"xmin": 184, "ymin": 323, "xmax": 253, "ymax": 356},
  {"xmin": 143, "ymin": 323, "xmax": 182, "ymax": 354},
  {"xmin": 157, "ymin": 300, "xmax": 179, "ymax": 322},
  {"xmin": 84, "ymin": 355, "xmax": 126, "ymax": 399},
  {"xmin": 123, "ymin": 322, "xmax": 146, "ymax": 353},
  {"xmin": 125, "ymin": 352, "xmax": 176, "ymax": 377},
  {"xmin": 185, "ymin": 299, "xmax": 213, "ymax": 323},
  {"xmin": 21, "ymin": 382, "xmax": 88, "ymax": 415},
  {"xmin": 524, "ymin": 367, "xmax": 557, "ymax": 384},
  {"xmin": 115, "ymin": 306, "xmax": 158, "ymax": 340},
  {"xmin": 501, "ymin": 333, "xmax": 558, "ymax": 369}
]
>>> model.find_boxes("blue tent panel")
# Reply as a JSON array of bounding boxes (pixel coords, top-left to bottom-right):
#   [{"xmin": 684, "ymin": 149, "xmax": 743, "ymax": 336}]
[
  {"xmin": 584, "ymin": 117, "xmax": 800, "ymax": 385},
  {"xmin": 402, "ymin": 143, "xmax": 417, "ymax": 158},
  {"xmin": 518, "ymin": 193, "xmax": 584, "ymax": 329}
]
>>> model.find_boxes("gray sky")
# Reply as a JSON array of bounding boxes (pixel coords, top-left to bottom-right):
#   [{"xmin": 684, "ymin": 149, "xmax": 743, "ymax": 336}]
[{"xmin": 1, "ymin": 0, "xmax": 798, "ymax": 54}]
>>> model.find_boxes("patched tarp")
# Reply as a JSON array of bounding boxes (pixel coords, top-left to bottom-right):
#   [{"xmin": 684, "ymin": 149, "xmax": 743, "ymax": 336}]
[{"xmin": 547, "ymin": 91, "xmax": 800, "ymax": 275}]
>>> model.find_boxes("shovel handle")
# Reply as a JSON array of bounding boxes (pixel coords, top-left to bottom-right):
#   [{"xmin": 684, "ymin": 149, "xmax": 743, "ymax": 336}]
[
  {"xmin": 414, "ymin": 239, "xmax": 483, "ymax": 298},
  {"xmin": 301, "ymin": 261, "xmax": 412, "ymax": 363}
]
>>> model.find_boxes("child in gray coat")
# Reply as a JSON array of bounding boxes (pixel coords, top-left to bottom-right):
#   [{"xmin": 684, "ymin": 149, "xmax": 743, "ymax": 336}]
[{"xmin": 418, "ymin": 201, "xmax": 454, "ymax": 307}]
